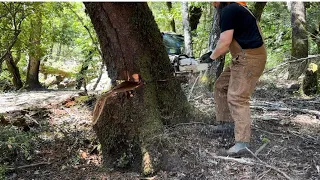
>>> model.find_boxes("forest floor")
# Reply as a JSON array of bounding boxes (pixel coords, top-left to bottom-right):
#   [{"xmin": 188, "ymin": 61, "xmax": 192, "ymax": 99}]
[{"xmin": 1, "ymin": 75, "xmax": 320, "ymax": 180}]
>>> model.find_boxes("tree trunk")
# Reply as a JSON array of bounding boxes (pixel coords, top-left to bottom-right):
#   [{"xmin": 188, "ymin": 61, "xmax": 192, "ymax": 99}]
[
  {"xmin": 76, "ymin": 50, "xmax": 92, "ymax": 90},
  {"xmin": 251, "ymin": 2, "xmax": 267, "ymax": 22},
  {"xmin": 26, "ymin": 3, "xmax": 43, "ymax": 90},
  {"xmin": 189, "ymin": 5, "xmax": 202, "ymax": 31},
  {"xmin": 205, "ymin": 7, "xmax": 225, "ymax": 91},
  {"xmin": 166, "ymin": 2, "xmax": 176, "ymax": 33},
  {"xmin": 181, "ymin": 2, "xmax": 193, "ymax": 57},
  {"xmin": 5, "ymin": 52, "xmax": 23, "ymax": 90},
  {"xmin": 288, "ymin": 2, "xmax": 308, "ymax": 80},
  {"xmin": 84, "ymin": 2, "xmax": 190, "ymax": 175}
]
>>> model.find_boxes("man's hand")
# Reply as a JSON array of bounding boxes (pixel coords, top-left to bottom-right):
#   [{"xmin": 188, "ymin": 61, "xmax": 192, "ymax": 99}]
[{"xmin": 210, "ymin": 29, "xmax": 234, "ymax": 60}]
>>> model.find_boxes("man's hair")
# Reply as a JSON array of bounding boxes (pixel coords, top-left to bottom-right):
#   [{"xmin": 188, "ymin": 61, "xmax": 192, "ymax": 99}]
[{"xmin": 218, "ymin": 2, "xmax": 230, "ymax": 9}]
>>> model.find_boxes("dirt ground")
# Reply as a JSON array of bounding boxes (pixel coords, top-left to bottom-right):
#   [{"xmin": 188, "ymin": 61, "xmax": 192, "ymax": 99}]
[{"xmin": 1, "ymin": 77, "xmax": 320, "ymax": 180}]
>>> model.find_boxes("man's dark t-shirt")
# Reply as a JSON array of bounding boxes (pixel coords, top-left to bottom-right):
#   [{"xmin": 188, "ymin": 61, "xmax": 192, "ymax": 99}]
[{"xmin": 220, "ymin": 3, "xmax": 263, "ymax": 49}]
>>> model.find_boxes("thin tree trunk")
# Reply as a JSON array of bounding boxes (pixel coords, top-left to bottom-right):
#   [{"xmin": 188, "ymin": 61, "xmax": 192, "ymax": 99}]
[
  {"xmin": 84, "ymin": 2, "xmax": 191, "ymax": 175},
  {"xmin": 92, "ymin": 62, "xmax": 104, "ymax": 90},
  {"xmin": 181, "ymin": 2, "xmax": 193, "ymax": 57},
  {"xmin": 311, "ymin": 24, "xmax": 320, "ymax": 54},
  {"xmin": 26, "ymin": 3, "xmax": 43, "ymax": 90},
  {"xmin": 166, "ymin": 2, "xmax": 176, "ymax": 32},
  {"xmin": 288, "ymin": 2, "xmax": 308, "ymax": 80},
  {"xmin": 5, "ymin": 52, "xmax": 23, "ymax": 90},
  {"xmin": 251, "ymin": 2, "xmax": 267, "ymax": 22},
  {"xmin": 76, "ymin": 50, "xmax": 92, "ymax": 90},
  {"xmin": 206, "ymin": 7, "xmax": 225, "ymax": 91}
]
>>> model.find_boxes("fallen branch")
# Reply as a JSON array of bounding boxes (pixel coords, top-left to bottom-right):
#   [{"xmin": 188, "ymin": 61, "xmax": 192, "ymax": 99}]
[
  {"xmin": 205, "ymin": 150, "xmax": 292, "ymax": 180},
  {"xmin": 8, "ymin": 161, "xmax": 51, "ymax": 170},
  {"xmin": 263, "ymin": 54, "xmax": 320, "ymax": 74},
  {"xmin": 172, "ymin": 121, "xmax": 211, "ymax": 128},
  {"xmin": 250, "ymin": 105, "xmax": 320, "ymax": 117}
]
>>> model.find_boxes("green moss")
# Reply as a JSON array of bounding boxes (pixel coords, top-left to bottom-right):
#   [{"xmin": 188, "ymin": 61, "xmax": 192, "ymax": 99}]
[{"xmin": 75, "ymin": 96, "xmax": 89, "ymax": 103}]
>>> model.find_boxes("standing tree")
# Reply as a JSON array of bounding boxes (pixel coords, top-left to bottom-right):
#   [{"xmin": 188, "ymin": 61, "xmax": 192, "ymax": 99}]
[
  {"xmin": 5, "ymin": 52, "xmax": 23, "ymax": 89},
  {"xmin": 204, "ymin": 6, "xmax": 225, "ymax": 91},
  {"xmin": 288, "ymin": 2, "xmax": 308, "ymax": 80},
  {"xmin": 166, "ymin": 2, "xmax": 176, "ymax": 33},
  {"xmin": 181, "ymin": 2, "xmax": 193, "ymax": 57},
  {"xmin": 251, "ymin": 2, "xmax": 267, "ymax": 22},
  {"xmin": 84, "ymin": 2, "xmax": 191, "ymax": 175},
  {"xmin": 25, "ymin": 2, "xmax": 43, "ymax": 89}
]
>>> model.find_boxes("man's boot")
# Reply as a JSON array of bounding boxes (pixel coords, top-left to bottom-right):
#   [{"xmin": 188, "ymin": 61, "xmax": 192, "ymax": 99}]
[
  {"xmin": 224, "ymin": 142, "xmax": 249, "ymax": 157},
  {"xmin": 211, "ymin": 122, "xmax": 234, "ymax": 135}
]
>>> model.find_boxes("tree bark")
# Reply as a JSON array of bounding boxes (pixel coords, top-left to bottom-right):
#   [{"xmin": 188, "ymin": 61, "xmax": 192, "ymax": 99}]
[
  {"xmin": 5, "ymin": 52, "xmax": 23, "ymax": 90},
  {"xmin": 181, "ymin": 2, "xmax": 193, "ymax": 57},
  {"xmin": 166, "ymin": 2, "xmax": 176, "ymax": 33},
  {"xmin": 26, "ymin": 3, "xmax": 43, "ymax": 90},
  {"xmin": 205, "ymin": 7, "xmax": 225, "ymax": 91},
  {"xmin": 84, "ymin": 2, "xmax": 191, "ymax": 175},
  {"xmin": 251, "ymin": 2, "xmax": 267, "ymax": 22},
  {"xmin": 288, "ymin": 2, "xmax": 308, "ymax": 80}
]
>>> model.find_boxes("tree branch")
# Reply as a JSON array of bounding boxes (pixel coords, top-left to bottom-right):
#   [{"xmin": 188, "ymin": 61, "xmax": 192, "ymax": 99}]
[
  {"xmin": 205, "ymin": 150, "xmax": 292, "ymax": 180},
  {"xmin": 66, "ymin": 2, "xmax": 103, "ymax": 58}
]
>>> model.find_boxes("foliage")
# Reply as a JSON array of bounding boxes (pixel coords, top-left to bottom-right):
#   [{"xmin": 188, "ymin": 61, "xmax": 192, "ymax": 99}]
[
  {"xmin": 0, "ymin": 2, "xmax": 101, "ymax": 90},
  {"xmin": 0, "ymin": 126, "xmax": 35, "ymax": 165}
]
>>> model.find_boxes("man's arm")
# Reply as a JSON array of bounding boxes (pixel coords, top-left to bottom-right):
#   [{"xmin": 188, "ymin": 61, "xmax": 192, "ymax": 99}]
[{"xmin": 210, "ymin": 29, "xmax": 234, "ymax": 60}]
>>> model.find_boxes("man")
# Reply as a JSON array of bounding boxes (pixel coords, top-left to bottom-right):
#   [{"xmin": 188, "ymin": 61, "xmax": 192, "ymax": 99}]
[{"xmin": 210, "ymin": 2, "xmax": 267, "ymax": 156}]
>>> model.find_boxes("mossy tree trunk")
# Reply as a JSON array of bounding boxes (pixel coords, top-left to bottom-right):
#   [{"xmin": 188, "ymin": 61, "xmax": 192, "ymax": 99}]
[
  {"xmin": 76, "ymin": 50, "xmax": 92, "ymax": 90},
  {"xmin": 84, "ymin": 2, "xmax": 190, "ymax": 175},
  {"xmin": 288, "ymin": 2, "xmax": 308, "ymax": 80}
]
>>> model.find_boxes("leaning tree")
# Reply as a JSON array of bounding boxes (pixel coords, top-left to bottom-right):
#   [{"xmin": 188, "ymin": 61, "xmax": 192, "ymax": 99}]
[{"xmin": 84, "ymin": 2, "xmax": 191, "ymax": 175}]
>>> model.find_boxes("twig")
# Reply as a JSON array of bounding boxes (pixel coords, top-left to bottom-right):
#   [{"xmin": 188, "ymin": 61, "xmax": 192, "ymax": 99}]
[
  {"xmin": 7, "ymin": 161, "xmax": 51, "ymax": 170},
  {"xmin": 254, "ymin": 141, "xmax": 270, "ymax": 156},
  {"xmin": 252, "ymin": 126, "xmax": 284, "ymax": 136},
  {"xmin": 257, "ymin": 169, "xmax": 271, "ymax": 180},
  {"xmin": 205, "ymin": 150, "xmax": 292, "ymax": 180},
  {"xmin": 245, "ymin": 147, "xmax": 264, "ymax": 163},
  {"xmin": 172, "ymin": 121, "xmax": 210, "ymax": 128}
]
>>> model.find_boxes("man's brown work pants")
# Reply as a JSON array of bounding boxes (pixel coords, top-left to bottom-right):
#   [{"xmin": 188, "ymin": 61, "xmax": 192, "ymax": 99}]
[{"xmin": 214, "ymin": 39, "xmax": 267, "ymax": 143}]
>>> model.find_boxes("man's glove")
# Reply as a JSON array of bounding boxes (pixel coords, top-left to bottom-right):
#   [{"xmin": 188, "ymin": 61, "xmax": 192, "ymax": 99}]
[{"xmin": 200, "ymin": 51, "xmax": 214, "ymax": 63}]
